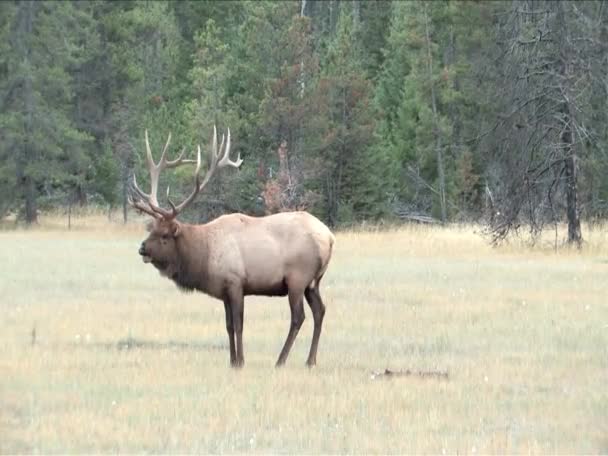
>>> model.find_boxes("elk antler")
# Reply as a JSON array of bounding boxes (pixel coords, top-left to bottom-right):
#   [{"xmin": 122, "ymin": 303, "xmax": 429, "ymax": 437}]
[
  {"xmin": 128, "ymin": 126, "xmax": 242, "ymax": 219},
  {"xmin": 129, "ymin": 130, "xmax": 197, "ymax": 219},
  {"xmin": 167, "ymin": 126, "xmax": 242, "ymax": 215}
]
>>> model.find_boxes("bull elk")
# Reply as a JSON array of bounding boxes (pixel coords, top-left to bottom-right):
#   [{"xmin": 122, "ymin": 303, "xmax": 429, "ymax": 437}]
[{"xmin": 129, "ymin": 128, "xmax": 335, "ymax": 368}]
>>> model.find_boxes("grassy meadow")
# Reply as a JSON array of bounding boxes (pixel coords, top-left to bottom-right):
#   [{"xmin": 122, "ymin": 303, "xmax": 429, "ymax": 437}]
[{"xmin": 1, "ymin": 212, "xmax": 607, "ymax": 453}]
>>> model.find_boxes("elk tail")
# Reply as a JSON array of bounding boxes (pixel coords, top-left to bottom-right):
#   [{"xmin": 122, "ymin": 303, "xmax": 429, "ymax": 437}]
[{"xmin": 316, "ymin": 232, "xmax": 335, "ymax": 285}]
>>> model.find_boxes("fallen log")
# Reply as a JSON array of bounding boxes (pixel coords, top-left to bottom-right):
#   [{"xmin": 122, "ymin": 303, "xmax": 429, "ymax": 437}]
[{"xmin": 370, "ymin": 368, "xmax": 449, "ymax": 380}]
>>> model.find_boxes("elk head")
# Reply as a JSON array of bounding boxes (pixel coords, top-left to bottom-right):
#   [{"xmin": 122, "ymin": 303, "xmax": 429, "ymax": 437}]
[{"xmin": 129, "ymin": 127, "xmax": 242, "ymax": 275}]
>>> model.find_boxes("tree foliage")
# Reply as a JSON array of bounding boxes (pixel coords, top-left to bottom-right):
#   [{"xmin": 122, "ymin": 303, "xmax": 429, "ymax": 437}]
[{"xmin": 0, "ymin": 0, "xmax": 606, "ymax": 245}]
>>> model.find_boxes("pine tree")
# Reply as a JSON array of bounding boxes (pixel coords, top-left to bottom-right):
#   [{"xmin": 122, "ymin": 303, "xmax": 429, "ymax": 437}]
[
  {"xmin": 183, "ymin": 17, "xmax": 249, "ymax": 221},
  {"xmin": 0, "ymin": 1, "xmax": 93, "ymax": 223},
  {"xmin": 103, "ymin": 0, "xmax": 183, "ymax": 222},
  {"xmin": 379, "ymin": 1, "xmax": 488, "ymax": 222},
  {"xmin": 319, "ymin": 8, "xmax": 384, "ymax": 225}
]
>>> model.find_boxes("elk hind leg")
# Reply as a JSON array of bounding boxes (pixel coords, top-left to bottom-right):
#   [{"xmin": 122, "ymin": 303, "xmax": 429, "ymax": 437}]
[
  {"xmin": 276, "ymin": 287, "xmax": 305, "ymax": 367},
  {"xmin": 304, "ymin": 282, "xmax": 326, "ymax": 367}
]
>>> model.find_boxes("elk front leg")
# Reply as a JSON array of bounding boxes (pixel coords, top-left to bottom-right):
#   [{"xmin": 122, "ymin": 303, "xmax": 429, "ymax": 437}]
[
  {"xmin": 223, "ymin": 298, "xmax": 237, "ymax": 366},
  {"xmin": 276, "ymin": 288, "xmax": 305, "ymax": 367},
  {"xmin": 227, "ymin": 286, "xmax": 245, "ymax": 368}
]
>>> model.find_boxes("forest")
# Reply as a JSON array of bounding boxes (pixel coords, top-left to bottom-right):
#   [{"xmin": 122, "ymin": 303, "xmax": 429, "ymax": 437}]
[{"xmin": 1, "ymin": 0, "xmax": 607, "ymax": 244}]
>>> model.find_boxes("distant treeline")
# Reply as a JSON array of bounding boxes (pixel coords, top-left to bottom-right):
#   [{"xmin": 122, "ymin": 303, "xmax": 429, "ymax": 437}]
[{"xmin": 1, "ymin": 1, "xmax": 606, "ymax": 244}]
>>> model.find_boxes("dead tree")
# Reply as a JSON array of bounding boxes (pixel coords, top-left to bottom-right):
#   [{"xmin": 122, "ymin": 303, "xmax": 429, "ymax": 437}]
[{"xmin": 484, "ymin": 0, "xmax": 603, "ymax": 246}]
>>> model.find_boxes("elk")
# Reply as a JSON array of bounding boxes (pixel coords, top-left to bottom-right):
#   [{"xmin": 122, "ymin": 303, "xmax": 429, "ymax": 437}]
[{"xmin": 129, "ymin": 127, "xmax": 335, "ymax": 368}]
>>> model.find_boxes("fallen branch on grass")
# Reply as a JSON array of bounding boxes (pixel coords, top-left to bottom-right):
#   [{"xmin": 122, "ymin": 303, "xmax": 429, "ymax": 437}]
[{"xmin": 370, "ymin": 368, "xmax": 449, "ymax": 380}]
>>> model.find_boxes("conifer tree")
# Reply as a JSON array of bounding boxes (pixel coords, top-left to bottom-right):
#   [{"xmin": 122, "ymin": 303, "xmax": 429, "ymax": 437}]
[
  {"xmin": 0, "ymin": 1, "xmax": 93, "ymax": 223},
  {"xmin": 319, "ymin": 8, "xmax": 383, "ymax": 224}
]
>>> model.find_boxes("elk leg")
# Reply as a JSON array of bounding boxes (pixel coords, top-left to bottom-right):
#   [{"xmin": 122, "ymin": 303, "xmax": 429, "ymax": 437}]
[
  {"xmin": 228, "ymin": 287, "xmax": 245, "ymax": 368},
  {"xmin": 223, "ymin": 298, "xmax": 237, "ymax": 366},
  {"xmin": 276, "ymin": 289, "xmax": 305, "ymax": 367},
  {"xmin": 304, "ymin": 285, "xmax": 326, "ymax": 367}
]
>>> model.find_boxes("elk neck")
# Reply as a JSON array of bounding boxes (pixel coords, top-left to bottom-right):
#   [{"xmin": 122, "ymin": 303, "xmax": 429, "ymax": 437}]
[{"xmin": 171, "ymin": 222, "xmax": 210, "ymax": 293}]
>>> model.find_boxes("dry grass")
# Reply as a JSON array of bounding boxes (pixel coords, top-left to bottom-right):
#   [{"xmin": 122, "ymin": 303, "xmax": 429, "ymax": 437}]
[{"xmin": 1, "ymin": 213, "xmax": 607, "ymax": 453}]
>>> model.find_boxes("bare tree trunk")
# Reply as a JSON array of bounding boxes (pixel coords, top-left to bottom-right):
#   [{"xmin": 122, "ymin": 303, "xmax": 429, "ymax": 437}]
[
  {"xmin": 326, "ymin": 172, "xmax": 339, "ymax": 228},
  {"xmin": 68, "ymin": 196, "xmax": 72, "ymax": 230},
  {"xmin": 486, "ymin": 1, "xmax": 595, "ymax": 245},
  {"xmin": 110, "ymin": 100, "xmax": 133, "ymax": 225},
  {"xmin": 299, "ymin": 0, "xmax": 306, "ymax": 98},
  {"xmin": 353, "ymin": 0, "xmax": 360, "ymax": 26},
  {"xmin": 22, "ymin": 69, "xmax": 37, "ymax": 224},
  {"xmin": 561, "ymin": 105, "xmax": 582, "ymax": 246},
  {"xmin": 24, "ymin": 176, "xmax": 38, "ymax": 224},
  {"xmin": 423, "ymin": 3, "xmax": 447, "ymax": 224},
  {"xmin": 21, "ymin": 1, "xmax": 37, "ymax": 225},
  {"xmin": 122, "ymin": 170, "xmax": 128, "ymax": 224},
  {"xmin": 327, "ymin": 87, "xmax": 347, "ymax": 227},
  {"xmin": 564, "ymin": 155, "xmax": 581, "ymax": 245},
  {"xmin": 75, "ymin": 184, "xmax": 87, "ymax": 206},
  {"xmin": 556, "ymin": 2, "xmax": 582, "ymax": 246}
]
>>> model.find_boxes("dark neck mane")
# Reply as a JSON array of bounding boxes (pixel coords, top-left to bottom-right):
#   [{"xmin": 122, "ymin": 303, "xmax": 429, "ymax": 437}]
[{"xmin": 171, "ymin": 224, "xmax": 209, "ymax": 293}]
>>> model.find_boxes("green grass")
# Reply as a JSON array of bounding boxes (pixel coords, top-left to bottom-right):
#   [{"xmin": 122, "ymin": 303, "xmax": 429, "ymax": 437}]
[{"xmin": 1, "ymin": 215, "xmax": 607, "ymax": 453}]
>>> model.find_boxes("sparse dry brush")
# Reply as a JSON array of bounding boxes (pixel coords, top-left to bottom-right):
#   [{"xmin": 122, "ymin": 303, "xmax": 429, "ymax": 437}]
[{"xmin": 1, "ymin": 214, "xmax": 607, "ymax": 453}]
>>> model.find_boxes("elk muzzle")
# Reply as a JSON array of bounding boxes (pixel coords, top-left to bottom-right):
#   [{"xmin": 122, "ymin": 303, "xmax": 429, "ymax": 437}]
[{"xmin": 139, "ymin": 242, "xmax": 152, "ymax": 263}]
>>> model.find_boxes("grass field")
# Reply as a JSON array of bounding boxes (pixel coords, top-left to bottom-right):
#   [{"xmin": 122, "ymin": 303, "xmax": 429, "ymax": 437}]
[{"xmin": 1, "ymin": 213, "xmax": 607, "ymax": 453}]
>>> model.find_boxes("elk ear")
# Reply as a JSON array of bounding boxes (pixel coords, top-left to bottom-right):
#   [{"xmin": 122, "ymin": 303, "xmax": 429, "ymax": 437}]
[{"xmin": 170, "ymin": 221, "xmax": 181, "ymax": 238}]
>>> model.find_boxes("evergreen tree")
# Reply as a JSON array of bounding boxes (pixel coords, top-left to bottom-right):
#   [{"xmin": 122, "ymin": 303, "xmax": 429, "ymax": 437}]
[
  {"xmin": 103, "ymin": 0, "xmax": 183, "ymax": 222},
  {"xmin": 0, "ymin": 1, "xmax": 93, "ymax": 223},
  {"xmin": 319, "ymin": 8, "xmax": 382, "ymax": 225},
  {"xmin": 375, "ymin": 1, "xmax": 490, "ymax": 222},
  {"xmin": 0, "ymin": 0, "xmax": 605, "ymax": 238},
  {"xmin": 184, "ymin": 16, "xmax": 250, "ymax": 221},
  {"xmin": 258, "ymin": 11, "xmax": 322, "ymax": 214}
]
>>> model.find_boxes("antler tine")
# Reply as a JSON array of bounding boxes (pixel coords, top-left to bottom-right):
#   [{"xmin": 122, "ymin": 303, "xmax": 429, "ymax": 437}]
[
  {"xmin": 130, "ymin": 173, "xmax": 173, "ymax": 218},
  {"xmin": 185, "ymin": 126, "xmax": 241, "ymax": 206},
  {"xmin": 195, "ymin": 144, "xmax": 215, "ymax": 190},
  {"xmin": 194, "ymin": 144, "xmax": 203, "ymax": 176},
  {"xmin": 211, "ymin": 125, "xmax": 219, "ymax": 161},
  {"xmin": 217, "ymin": 128, "xmax": 243, "ymax": 168},
  {"xmin": 145, "ymin": 132, "xmax": 197, "ymax": 169},
  {"xmin": 169, "ymin": 144, "xmax": 203, "ymax": 214},
  {"xmin": 128, "ymin": 183, "xmax": 161, "ymax": 219},
  {"xmin": 157, "ymin": 132, "xmax": 199, "ymax": 168},
  {"xmin": 166, "ymin": 186, "xmax": 176, "ymax": 214},
  {"xmin": 144, "ymin": 130, "xmax": 156, "ymax": 170},
  {"xmin": 129, "ymin": 183, "xmax": 172, "ymax": 218},
  {"xmin": 216, "ymin": 131, "xmax": 225, "ymax": 163},
  {"xmin": 143, "ymin": 129, "xmax": 163, "ymax": 207},
  {"xmin": 158, "ymin": 132, "xmax": 172, "ymax": 166},
  {"xmin": 165, "ymin": 147, "xmax": 198, "ymax": 168},
  {"xmin": 130, "ymin": 126, "xmax": 240, "ymax": 219},
  {"xmin": 131, "ymin": 174, "xmax": 160, "ymax": 208},
  {"xmin": 132, "ymin": 129, "xmax": 202, "ymax": 219},
  {"xmin": 128, "ymin": 193, "xmax": 163, "ymax": 219},
  {"xmin": 131, "ymin": 174, "xmax": 151, "ymax": 199}
]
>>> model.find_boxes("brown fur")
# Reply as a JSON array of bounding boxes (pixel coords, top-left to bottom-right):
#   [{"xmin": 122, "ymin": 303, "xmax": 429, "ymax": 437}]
[{"xmin": 139, "ymin": 211, "xmax": 335, "ymax": 367}]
